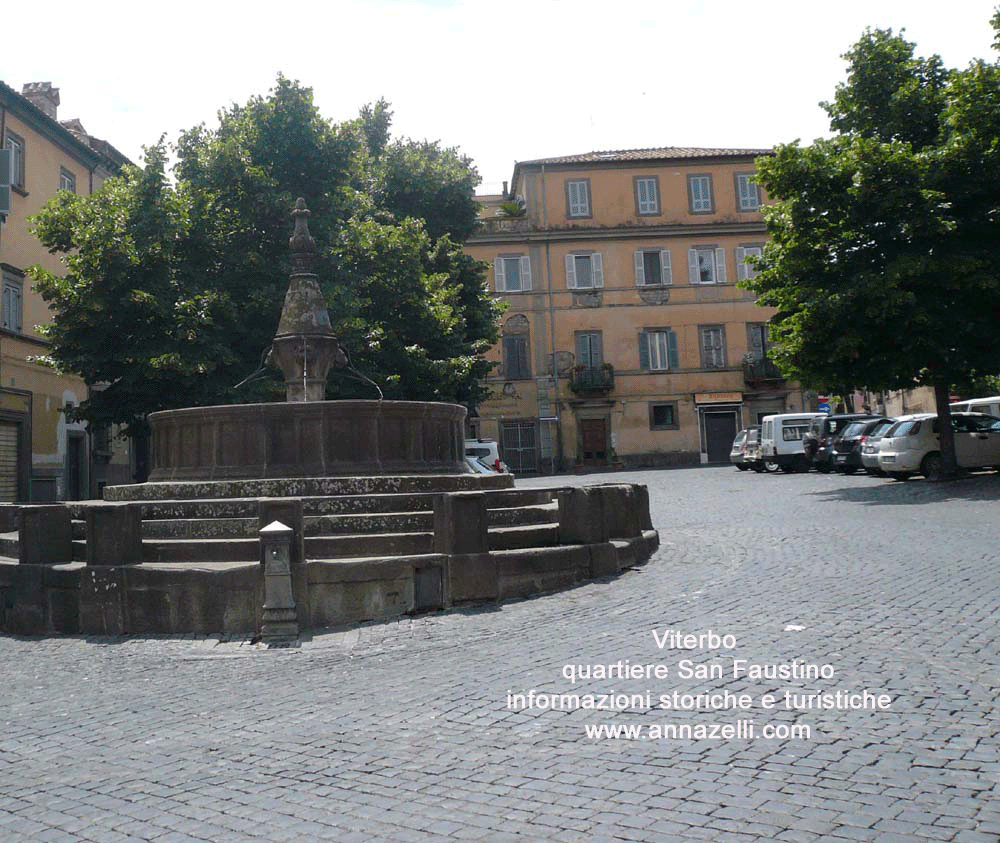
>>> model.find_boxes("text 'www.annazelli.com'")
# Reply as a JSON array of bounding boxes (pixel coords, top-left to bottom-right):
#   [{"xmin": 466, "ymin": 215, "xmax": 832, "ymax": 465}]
[{"xmin": 583, "ymin": 721, "xmax": 811, "ymax": 740}]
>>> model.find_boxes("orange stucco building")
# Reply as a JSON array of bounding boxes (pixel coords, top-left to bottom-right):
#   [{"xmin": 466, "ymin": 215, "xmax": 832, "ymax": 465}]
[
  {"xmin": 0, "ymin": 81, "xmax": 130, "ymax": 500},
  {"xmin": 467, "ymin": 148, "xmax": 810, "ymax": 473}
]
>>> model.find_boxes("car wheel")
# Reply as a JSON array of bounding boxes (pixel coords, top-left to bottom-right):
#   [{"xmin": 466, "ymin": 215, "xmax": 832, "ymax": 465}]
[
  {"xmin": 921, "ymin": 452, "xmax": 943, "ymax": 482},
  {"xmin": 816, "ymin": 462, "xmax": 832, "ymax": 474},
  {"xmin": 763, "ymin": 460, "xmax": 781, "ymax": 473}
]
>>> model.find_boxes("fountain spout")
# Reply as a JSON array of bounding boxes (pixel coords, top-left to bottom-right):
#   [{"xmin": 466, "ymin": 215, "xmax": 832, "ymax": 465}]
[{"xmin": 270, "ymin": 198, "xmax": 346, "ymax": 401}]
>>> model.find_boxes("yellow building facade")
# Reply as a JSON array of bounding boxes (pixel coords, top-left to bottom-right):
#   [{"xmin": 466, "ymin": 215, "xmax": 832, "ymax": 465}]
[
  {"xmin": 0, "ymin": 81, "xmax": 130, "ymax": 500},
  {"xmin": 467, "ymin": 148, "xmax": 809, "ymax": 473}
]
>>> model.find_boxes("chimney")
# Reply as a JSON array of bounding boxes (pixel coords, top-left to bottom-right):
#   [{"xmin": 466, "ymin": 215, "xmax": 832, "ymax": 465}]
[{"xmin": 21, "ymin": 82, "xmax": 60, "ymax": 120}]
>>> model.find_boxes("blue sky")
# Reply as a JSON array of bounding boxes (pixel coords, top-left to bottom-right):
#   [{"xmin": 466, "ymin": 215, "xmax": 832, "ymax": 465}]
[{"xmin": 7, "ymin": 0, "xmax": 999, "ymax": 194}]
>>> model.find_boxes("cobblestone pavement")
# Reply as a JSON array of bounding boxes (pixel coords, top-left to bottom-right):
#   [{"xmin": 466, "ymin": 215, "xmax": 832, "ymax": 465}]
[{"xmin": 2, "ymin": 466, "xmax": 999, "ymax": 842}]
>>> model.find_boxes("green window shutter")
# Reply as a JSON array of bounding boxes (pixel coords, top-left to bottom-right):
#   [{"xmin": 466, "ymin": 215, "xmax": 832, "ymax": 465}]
[
  {"xmin": 667, "ymin": 330, "xmax": 679, "ymax": 370},
  {"xmin": 565, "ymin": 254, "xmax": 576, "ymax": 289},
  {"xmin": 638, "ymin": 332, "xmax": 650, "ymax": 370},
  {"xmin": 518, "ymin": 337, "xmax": 530, "ymax": 377},
  {"xmin": 0, "ymin": 148, "xmax": 10, "ymax": 217},
  {"xmin": 715, "ymin": 248, "xmax": 727, "ymax": 284},
  {"xmin": 736, "ymin": 247, "xmax": 746, "ymax": 281},
  {"xmin": 634, "ymin": 251, "xmax": 645, "ymax": 286},
  {"xmin": 660, "ymin": 250, "xmax": 672, "ymax": 285},
  {"xmin": 592, "ymin": 253, "xmax": 604, "ymax": 288},
  {"xmin": 494, "ymin": 258, "xmax": 505, "ymax": 291},
  {"xmin": 520, "ymin": 256, "xmax": 532, "ymax": 291}
]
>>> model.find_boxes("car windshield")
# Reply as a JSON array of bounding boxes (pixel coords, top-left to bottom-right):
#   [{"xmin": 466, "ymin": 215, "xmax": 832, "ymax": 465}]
[
  {"xmin": 840, "ymin": 422, "xmax": 865, "ymax": 438},
  {"xmin": 868, "ymin": 420, "xmax": 894, "ymax": 437}
]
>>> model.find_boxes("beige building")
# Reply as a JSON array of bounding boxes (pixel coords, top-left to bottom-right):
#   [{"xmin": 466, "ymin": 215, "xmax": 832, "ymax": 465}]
[
  {"xmin": 467, "ymin": 148, "xmax": 810, "ymax": 473},
  {"xmin": 0, "ymin": 81, "xmax": 130, "ymax": 500}
]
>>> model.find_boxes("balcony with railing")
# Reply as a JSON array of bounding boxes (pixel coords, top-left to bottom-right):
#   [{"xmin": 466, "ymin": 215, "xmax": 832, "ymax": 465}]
[
  {"xmin": 569, "ymin": 364, "xmax": 615, "ymax": 394},
  {"xmin": 743, "ymin": 357, "xmax": 785, "ymax": 387}
]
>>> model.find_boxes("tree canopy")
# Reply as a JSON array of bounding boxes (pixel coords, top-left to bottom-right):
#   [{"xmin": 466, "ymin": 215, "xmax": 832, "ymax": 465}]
[
  {"xmin": 31, "ymin": 78, "xmax": 500, "ymax": 435},
  {"xmin": 744, "ymin": 20, "xmax": 1000, "ymax": 477}
]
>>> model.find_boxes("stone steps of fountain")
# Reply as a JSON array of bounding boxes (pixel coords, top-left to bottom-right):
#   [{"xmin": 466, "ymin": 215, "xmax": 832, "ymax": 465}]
[
  {"xmin": 104, "ymin": 473, "xmax": 513, "ymax": 502},
  {"xmin": 67, "ymin": 488, "xmax": 552, "ymax": 521},
  {"xmin": 131, "ymin": 521, "xmax": 562, "ymax": 564},
  {"xmin": 136, "ymin": 503, "xmax": 558, "ymax": 540}
]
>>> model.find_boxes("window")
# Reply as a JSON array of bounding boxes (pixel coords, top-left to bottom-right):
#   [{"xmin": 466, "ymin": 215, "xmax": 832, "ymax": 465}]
[
  {"xmin": 634, "ymin": 250, "xmax": 672, "ymax": 286},
  {"xmin": 634, "ymin": 176, "xmax": 660, "ymax": 215},
  {"xmin": 59, "ymin": 168, "xmax": 76, "ymax": 194},
  {"xmin": 687, "ymin": 174, "xmax": 714, "ymax": 213},
  {"xmin": 688, "ymin": 248, "xmax": 727, "ymax": 284},
  {"xmin": 639, "ymin": 329, "xmax": 679, "ymax": 371},
  {"xmin": 502, "ymin": 315, "xmax": 531, "ymax": 379},
  {"xmin": 5, "ymin": 132, "xmax": 24, "ymax": 190},
  {"xmin": 2, "ymin": 273, "xmax": 23, "ymax": 332},
  {"xmin": 736, "ymin": 245, "xmax": 763, "ymax": 280},
  {"xmin": 736, "ymin": 173, "xmax": 760, "ymax": 211},
  {"xmin": 649, "ymin": 402, "xmax": 679, "ymax": 430},
  {"xmin": 566, "ymin": 180, "xmax": 591, "ymax": 218},
  {"xmin": 699, "ymin": 326, "xmax": 726, "ymax": 369},
  {"xmin": 747, "ymin": 323, "xmax": 770, "ymax": 361},
  {"xmin": 503, "ymin": 335, "xmax": 530, "ymax": 379},
  {"xmin": 565, "ymin": 253, "xmax": 604, "ymax": 289},
  {"xmin": 494, "ymin": 255, "xmax": 532, "ymax": 292},
  {"xmin": 576, "ymin": 332, "xmax": 603, "ymax": 368}
]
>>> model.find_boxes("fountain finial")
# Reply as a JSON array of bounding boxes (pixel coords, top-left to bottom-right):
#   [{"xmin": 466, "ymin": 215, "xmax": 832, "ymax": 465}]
[
  {"xmin": 270, "ymin": 198, "xmax": 346, "ymax": 401},
  {"xmin": 289, "ymin": 198, "xmax": 316, "ymax": 273}
]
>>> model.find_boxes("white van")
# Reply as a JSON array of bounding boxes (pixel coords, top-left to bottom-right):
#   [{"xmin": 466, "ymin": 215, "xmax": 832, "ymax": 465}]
[
  {"xmin": 758, "ymin": 413, "xmax": 824, "ymax": 473},
  {"xmin": 949, "ymin": 396, "xmax": 1000, "ymax": 418}
]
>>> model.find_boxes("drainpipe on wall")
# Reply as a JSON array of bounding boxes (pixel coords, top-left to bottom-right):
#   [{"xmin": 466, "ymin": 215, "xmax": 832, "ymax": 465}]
[{"xmin": 541, "ymin": 164, "xmax": 563, "ymax": 473}]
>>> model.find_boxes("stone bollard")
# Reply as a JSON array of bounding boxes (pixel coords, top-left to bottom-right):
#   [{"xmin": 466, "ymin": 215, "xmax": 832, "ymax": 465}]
[
  {"xmin": 18, "ymin": 505, "xmax": 72, "ymax": 565},
  {"xmin": 433, "ymin": 492, "xmax": 488, "ymax": 554},
  {"xmin": 433, "ymin": 492, "xmax": 496, "ymax": 603},
  {"xmin": 259, "ymin": 520, "xmax": 299, "ymax": 643},
  {"xmin": 85, "ymin": 503, "xmax": 143, "ymax": 566},
  {"xmin": 597, "ymin": 484, "xmax": 643, "ymax": 539},
  {"xmin": 556, "ymin": 487, "xmax": 609, "ymax": 545}
]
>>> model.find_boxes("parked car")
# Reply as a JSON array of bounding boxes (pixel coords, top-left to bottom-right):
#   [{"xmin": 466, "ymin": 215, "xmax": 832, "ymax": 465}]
[
  {"xmin": 831, "ymin": 417, "xmax": 893, "ymax": 474},
  {"xmin": 464, "ymin": 438, "xmax": 510, "ymax": 474},
  {"xmin": 730, "ymin": 426, "xmax": 760, "ymax": 471},
  {"xmin": 950, "ymin": 396, "xmax": 1000, "ymax": 417},
  {"xmin": 878, "ymin": 412, "xmax": 1000, "ymax": 480},
  {"xmin": 858, "ymin": 418, "xmax": 901, "ymax": 475},
  {"xmin": 804, "ymin": 413, "xmax": 882, "ymax": 472},
  {"xmin": 759, "ymin": 413, "xmax": 823, "ymax": 473}
]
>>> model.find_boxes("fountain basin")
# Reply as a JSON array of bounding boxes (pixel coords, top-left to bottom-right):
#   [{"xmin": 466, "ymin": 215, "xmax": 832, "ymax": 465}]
[{"xmin": 148, "ymin": 400, "xmax": 468, "ymax": 481}]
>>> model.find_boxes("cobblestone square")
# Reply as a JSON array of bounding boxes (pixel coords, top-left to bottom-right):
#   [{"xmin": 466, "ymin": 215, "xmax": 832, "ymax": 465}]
[{"xmin": 1, "ymin": 466, "xmax": 998, "ymax": 842}]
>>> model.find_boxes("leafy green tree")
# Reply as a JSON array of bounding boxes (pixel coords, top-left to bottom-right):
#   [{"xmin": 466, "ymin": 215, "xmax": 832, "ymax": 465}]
[
  {"xmin": 30, "ymin": 78, "xmax": 500, "ymax": 436},
  {"xmin": 745, "ymin": 23, "xmax": 1000, "ymax": 480}
]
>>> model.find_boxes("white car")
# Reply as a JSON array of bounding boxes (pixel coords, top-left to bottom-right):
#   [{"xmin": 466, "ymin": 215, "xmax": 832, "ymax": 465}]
[
  {"xmin": 877, "ymin": 412, "xmax": 1000, "ymax": 480},
  {"xmin": 464, "ymin": 438, "xmax": 511, "ymax": 474}
]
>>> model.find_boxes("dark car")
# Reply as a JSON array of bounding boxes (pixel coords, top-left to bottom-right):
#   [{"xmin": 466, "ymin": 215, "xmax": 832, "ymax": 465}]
[
  {"xmin": 831, "ymin": 417, "xmax": 893, "ymax": 474},
  {"xmin": 804, "ymin": 413, "xmax": 882, "ymax": 472}
]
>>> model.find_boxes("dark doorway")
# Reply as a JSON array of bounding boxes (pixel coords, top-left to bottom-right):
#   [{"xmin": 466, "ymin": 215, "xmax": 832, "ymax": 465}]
[
  {"xmin": 66, "ymin": 432, "xmax": 87, "ymax": 500},
  {"xmin": 704, "ymin": 411, "xmax": 738, "ymax": 463},
  {"xmin": 580, "ymin": 418, "xmax": 608, "ymax": 465}
]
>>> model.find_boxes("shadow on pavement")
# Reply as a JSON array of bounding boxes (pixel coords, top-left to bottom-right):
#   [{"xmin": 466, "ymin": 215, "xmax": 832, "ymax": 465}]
[{"xmin": 807, "ymin": 472, "xmax": 1000, "ymax": 505}]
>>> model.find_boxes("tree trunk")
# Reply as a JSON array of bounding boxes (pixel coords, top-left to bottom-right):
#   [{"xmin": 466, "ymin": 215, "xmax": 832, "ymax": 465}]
[{"xmin": 933, "ymin": 379, "xmax": 958, "ymax": 480}]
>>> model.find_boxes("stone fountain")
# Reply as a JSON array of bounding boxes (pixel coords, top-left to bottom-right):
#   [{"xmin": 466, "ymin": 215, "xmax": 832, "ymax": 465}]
[{"xmin": 0, "ymin": 201, "xmax": 659, "ymax": 637}]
